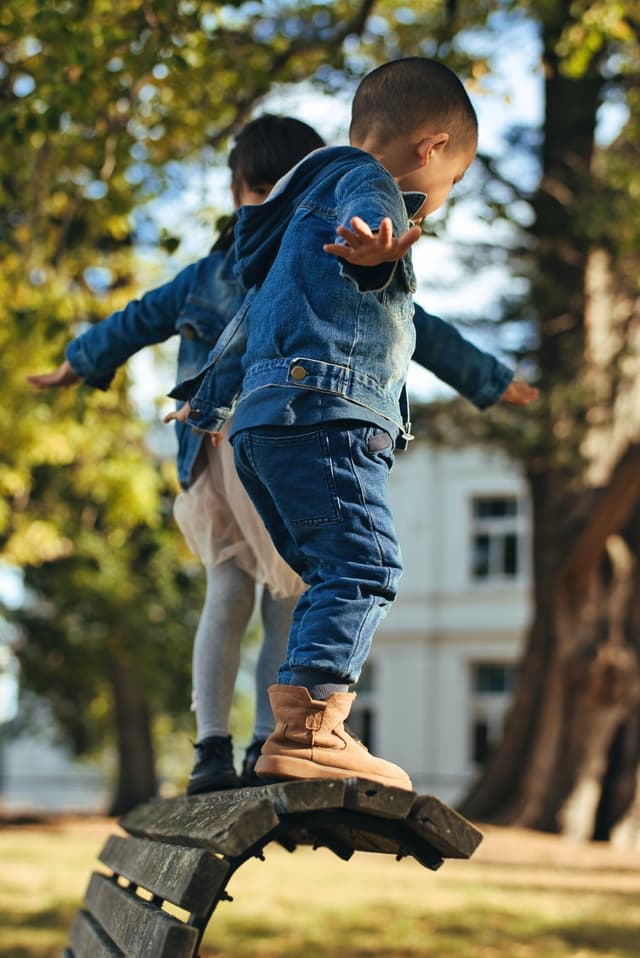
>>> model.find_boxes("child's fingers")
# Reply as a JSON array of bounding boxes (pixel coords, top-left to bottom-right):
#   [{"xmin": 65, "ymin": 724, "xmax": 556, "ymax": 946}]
[
  {"xmin": 335, "ymin": 217, "xmax": 393, "ymax": 249},
  {"xmin": 323, "ymin": 241, "xmax": 353, "ymax": 258},
  {"xmin": 26, "ymin": 373, "xmax": 55, "ymax": 389},
  {"xmin": 324, "ymin": 219, "xmax": 420, "ymax": 262},
  {"xmin": 500, "ymin": 381, "xmax": 540, "ymax": 406},
  {"xmin": 376, "ymin": 218, "xmax": 393, "ymax": 246},
  {"xmin": 334, "ymin": 225, "xmax": 363, "ymax": 248},
  {"xmin": 394, "ymin": 224, "xmax": 422, "ymax": 255},
  {"xmin": 27, "ymin": 361, "xmax": 80, "ymax": 389},
  {"xmin": 164, "ymin": 400, "xmax": 193, "ymax": 424},
  {"xmin": 348, "ymin": 216, "xmax": 375, "ymax": 239},
  {"xmin": 27, "ymin": 370, "xmax": 67, "ymax": 388},
  {"xmin": 516, "ymin": 384, "xmax": 539, "ymax": 403},
  {"xmin": 520, "ymin": 385, "xmax": 540, "ymax": 404},
  {"xmin": 347, "ymin": 217, "xmax": 394, "ymax": 248}
]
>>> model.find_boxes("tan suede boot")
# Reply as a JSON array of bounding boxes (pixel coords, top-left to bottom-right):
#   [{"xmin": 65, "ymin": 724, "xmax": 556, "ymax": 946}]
[{"xmin": 254, "ymin": 685, "xmax": 412, "ymax": 790}]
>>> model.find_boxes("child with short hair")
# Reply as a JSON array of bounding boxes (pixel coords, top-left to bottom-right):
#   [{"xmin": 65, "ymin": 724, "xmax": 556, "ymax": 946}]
[
  {"xmin": 170, "ymin": 57, "xmax": 538, "ymax": 791},
  {"xmin": 27, "ymin": 114, "xmax": 325, "ymax": 793}
]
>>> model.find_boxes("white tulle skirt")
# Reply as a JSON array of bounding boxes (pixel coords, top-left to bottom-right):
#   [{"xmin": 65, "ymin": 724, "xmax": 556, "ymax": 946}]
[{"xmin": 173, "ymin": 427, "xmax": 304, "ymax": 599}]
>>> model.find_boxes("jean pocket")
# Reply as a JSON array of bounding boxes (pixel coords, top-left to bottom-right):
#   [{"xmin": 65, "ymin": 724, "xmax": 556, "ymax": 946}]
[{"xmin": 250, "ymin": 428, "xmax": 343, "ymax": 527}]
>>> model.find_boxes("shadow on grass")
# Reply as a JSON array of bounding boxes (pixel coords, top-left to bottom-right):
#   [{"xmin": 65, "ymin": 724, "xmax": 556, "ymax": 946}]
[
  {"xmin": 555, "ymin": 920, "xmax": 640, "ymax": 954},
  {"xmin": 0, "ymin": 948, "xmax": 61, "ymax": 958},
  {"xmin": 0, "ymin": 901, "xmax": 76, "ymax": 958},
  {"xmin": 201, "ymin": 902, "xmax": 640, "ymax": 958},
  {"xmin": 485, "ymin": 877, "xmax": 640, "ymax": 902},
  {"xmin": 3, "ymin": 889, "xmax": 636, "ymax": 958}
]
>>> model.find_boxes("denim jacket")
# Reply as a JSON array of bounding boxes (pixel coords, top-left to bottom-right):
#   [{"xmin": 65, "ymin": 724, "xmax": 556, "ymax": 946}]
[
  {"xmin": 66, "ymin": 249, "xmax": 244, "ymax": 488},
  {"xmin": 171, "ymin": 146, "xmax": 513, "ymax": 438}
]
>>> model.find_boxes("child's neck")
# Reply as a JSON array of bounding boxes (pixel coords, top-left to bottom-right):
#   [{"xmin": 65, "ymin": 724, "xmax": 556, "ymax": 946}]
[{"xmin": 350, "ymin": 133, "xmax": 412, "ymax": 183}]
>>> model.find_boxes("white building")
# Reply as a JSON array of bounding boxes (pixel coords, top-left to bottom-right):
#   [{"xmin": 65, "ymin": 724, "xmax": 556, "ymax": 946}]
[
  {"xmin": 350, "ymin": 439, "xmax": 532, "ymax": 806},
  {"xmin": 0, "ymin": 574, "xmax": 109, "ymax": 815},
  {"xmin": 0, "ymin": 441, "xmax": 530, "ymax": 813},
  {"xmin": 0, "ymin": 717, "xmax": 109, "ymax": 815}
]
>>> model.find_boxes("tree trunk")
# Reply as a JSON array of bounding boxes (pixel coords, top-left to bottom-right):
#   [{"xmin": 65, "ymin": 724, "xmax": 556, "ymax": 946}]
[
  {"xmin": 461, "ymin": 437, "xmax": 640, "ymax": 824},
  {"xmin": 108, "ymin": 655, "xmax": 158, "ymax": 816},
  {"xmin": 604, "ymin": 514, "xmax": 640, "ymax": 845},
  {"xmin": 459, "ymin": 5, "xmax": 640, "ymax": 836}
]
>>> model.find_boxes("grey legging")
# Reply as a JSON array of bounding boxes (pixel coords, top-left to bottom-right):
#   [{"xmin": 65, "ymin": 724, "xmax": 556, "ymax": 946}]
[{"xmin": 192, "ymin": 558, "xmax": 296, "ymax": 742}]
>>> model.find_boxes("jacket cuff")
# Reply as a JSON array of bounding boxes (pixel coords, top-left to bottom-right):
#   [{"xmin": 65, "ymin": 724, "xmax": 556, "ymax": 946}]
[
  {"xmin": 186, "ymin": 399, "xmax": 233, "ymax": 434},
  {"xmin": 65, "ymin": 339, "xmax": 115, "ymax": 391},
  {"xmin": 339, "ymin": 258, "xmax": 397, "ymax": 293},
  {"xmin": 470, "ymin": 361, "xmax": 514, "ymax": 409}
]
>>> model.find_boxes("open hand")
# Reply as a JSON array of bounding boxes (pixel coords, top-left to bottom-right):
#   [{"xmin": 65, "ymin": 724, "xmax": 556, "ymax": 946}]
[
  {"xmin": 27, "ymin": 360, "xmax": 80, "ymax": 390},
  {"xmin": 500, "ymin": 380, "xmax": 539, "ymax": 406},
  {"xmin": 163, "ymin": 402, "xmax": 191, "ymax": 424},
  {"xmin": 323, "ymin": 216, "xmax": 422, "ymax": 266},
  {"xmin": 163, "ymin": 403, "xmax": 222, "ymax": 445}
]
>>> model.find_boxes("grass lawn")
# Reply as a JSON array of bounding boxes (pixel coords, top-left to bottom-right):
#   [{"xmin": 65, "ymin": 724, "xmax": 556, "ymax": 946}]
[{"xmin": 1, "ymin": 817, "xmax": 639, "ymax": 957}]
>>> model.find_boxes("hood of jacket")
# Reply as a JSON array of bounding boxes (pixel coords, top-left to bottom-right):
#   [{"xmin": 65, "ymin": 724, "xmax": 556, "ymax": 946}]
[{"xmin": 232, "ymin": 145, "xmax": 424, "ymax": 290}]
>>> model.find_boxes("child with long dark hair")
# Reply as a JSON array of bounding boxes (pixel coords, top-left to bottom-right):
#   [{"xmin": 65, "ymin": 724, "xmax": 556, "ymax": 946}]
[{"xmin": 28, "ymin": 115, "xmax": 326, "ymax": 792}]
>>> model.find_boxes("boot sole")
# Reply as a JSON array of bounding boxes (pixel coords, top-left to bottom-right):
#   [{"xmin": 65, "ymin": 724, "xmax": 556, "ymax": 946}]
[{"xmin": 255, "ymin": 755, "xmax": 412, "ymax": 790}]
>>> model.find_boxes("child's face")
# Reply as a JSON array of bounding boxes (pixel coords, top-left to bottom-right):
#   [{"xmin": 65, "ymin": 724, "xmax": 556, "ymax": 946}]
[
  {"xmin": 397, "ymin": 140, "xmax": 476, "ymax": 220},
  {"xmin": 233, "ymin": 180, "xmax": 273, "ymax": 208}
]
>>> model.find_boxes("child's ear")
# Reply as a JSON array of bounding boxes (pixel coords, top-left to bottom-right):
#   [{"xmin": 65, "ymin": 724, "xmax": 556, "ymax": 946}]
[{"xmin": 416, "ymin": 132, "xmax": 449, "ymax": 166}]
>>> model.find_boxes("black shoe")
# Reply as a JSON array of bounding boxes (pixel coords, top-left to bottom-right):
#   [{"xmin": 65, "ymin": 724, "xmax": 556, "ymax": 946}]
[
  {"xmin": 240, "ymin": 738, "xmax": 267, "ymax": 786},
  {"xmin": 187, "ymin": 735, "xmax": 241, "ymax": 795}
]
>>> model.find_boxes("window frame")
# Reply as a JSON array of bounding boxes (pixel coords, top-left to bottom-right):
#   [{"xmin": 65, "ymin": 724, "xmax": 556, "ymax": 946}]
[{"xmin": 468, "ymin": 493, "xmax": 528, "ymax": 586}]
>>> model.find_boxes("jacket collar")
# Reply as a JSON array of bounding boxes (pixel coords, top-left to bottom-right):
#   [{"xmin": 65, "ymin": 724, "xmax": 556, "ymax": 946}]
[
  {"xmin": 403, "ymin": 191, "xmax": 427, "ymax": 219},
  {"xmin": 233, "ymin": 146, "xmax": 426, "ymax": 289}
]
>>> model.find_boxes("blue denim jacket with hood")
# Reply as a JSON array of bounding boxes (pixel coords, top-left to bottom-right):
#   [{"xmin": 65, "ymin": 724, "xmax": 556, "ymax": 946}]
[
  {"xmin": 66, "ymin": 249, "xmax": 245, "ymax": 488},
  {"xmin": 67, "ymin": 147, "xmax": 512, "ymax": 487},
  {"xmin": 170, "ymin": 146, "xmax": 513, "ymax": 441}
]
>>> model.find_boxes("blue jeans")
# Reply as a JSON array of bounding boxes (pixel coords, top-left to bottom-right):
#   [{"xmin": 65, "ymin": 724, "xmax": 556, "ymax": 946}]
[{"xmin": 232, "ymin": 421, "xmax": 403, "ymax": 685}]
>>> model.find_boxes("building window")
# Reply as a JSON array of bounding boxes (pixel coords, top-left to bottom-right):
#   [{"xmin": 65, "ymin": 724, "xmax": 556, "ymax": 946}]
[
  {"xmin": 350, "ymin": 662, "xmax": 377, "ymax": 752},
  {"xmin": 472, "ymin": 663, "xmax": 516, "ymax": 695},
  {"xmin": 470, "ymin": 495, "xmax": 524, "ymax": 582},
  {"xmin": 469, "ymin": 661, "xmax": 516, "ymax": 766}
]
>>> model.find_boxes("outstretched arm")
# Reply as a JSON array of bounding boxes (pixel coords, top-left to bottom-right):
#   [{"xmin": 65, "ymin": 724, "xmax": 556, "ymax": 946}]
[
  {"xmin": 412, "ymin": 304, "xmax": 539, "ymax": 409},
  {"xmin": 28, "ymin": 259, "xmax": 207, "ymax": 392}
]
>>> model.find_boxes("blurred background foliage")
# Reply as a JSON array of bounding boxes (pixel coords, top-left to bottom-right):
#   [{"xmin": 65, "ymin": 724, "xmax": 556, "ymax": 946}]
[{"xmin": 2, "ymin": 0, "xmax": 640, "ymax": 823}]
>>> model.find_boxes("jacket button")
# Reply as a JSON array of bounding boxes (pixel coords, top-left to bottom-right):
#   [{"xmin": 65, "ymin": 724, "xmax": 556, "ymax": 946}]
[
  {"xmin": 189, "ymin": 408, "xmax": 201, "ymax": 419},
  {"xmin": 181, "ymin": 324, "xmax": 196, "ymax": 340},
  {"xmin": 290, "ymin": 364, "xmax": 308, "ymax": 381}
]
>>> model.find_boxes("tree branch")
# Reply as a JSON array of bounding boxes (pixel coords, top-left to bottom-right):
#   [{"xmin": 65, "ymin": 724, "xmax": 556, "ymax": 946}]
[
  {"xmin": 562, "ymin": 442, "xmax": 640, "ymax": 591},
  {"xmin": 207, "ymin": 0, "xmax": 378, "ymax": 148}
]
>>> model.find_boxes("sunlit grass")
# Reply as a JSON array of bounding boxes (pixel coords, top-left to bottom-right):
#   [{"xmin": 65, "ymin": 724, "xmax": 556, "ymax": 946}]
[
  {"xmin": 199, "ymin": 841, "xmax": 640, "ymax": 958},
  {"xmin": 1, "ymin": 819, "xmax": 639, "ymax": 958},
  {"xmin": 0, "ymin": 819, "xmax": 111, "ymax": 957}
]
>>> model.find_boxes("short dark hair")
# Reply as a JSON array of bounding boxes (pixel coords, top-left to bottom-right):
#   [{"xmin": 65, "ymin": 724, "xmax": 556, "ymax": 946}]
[
  {"xmin": 212, "ymin": 114, "xmax": 325, "ymax": 252},
  {"xmin": 350, "ymin": 57, "xmax": 477, "ymax": 153},
  {"xmin": 228, "ymin": 114, "xmax": 325, "ymax": 191}
]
